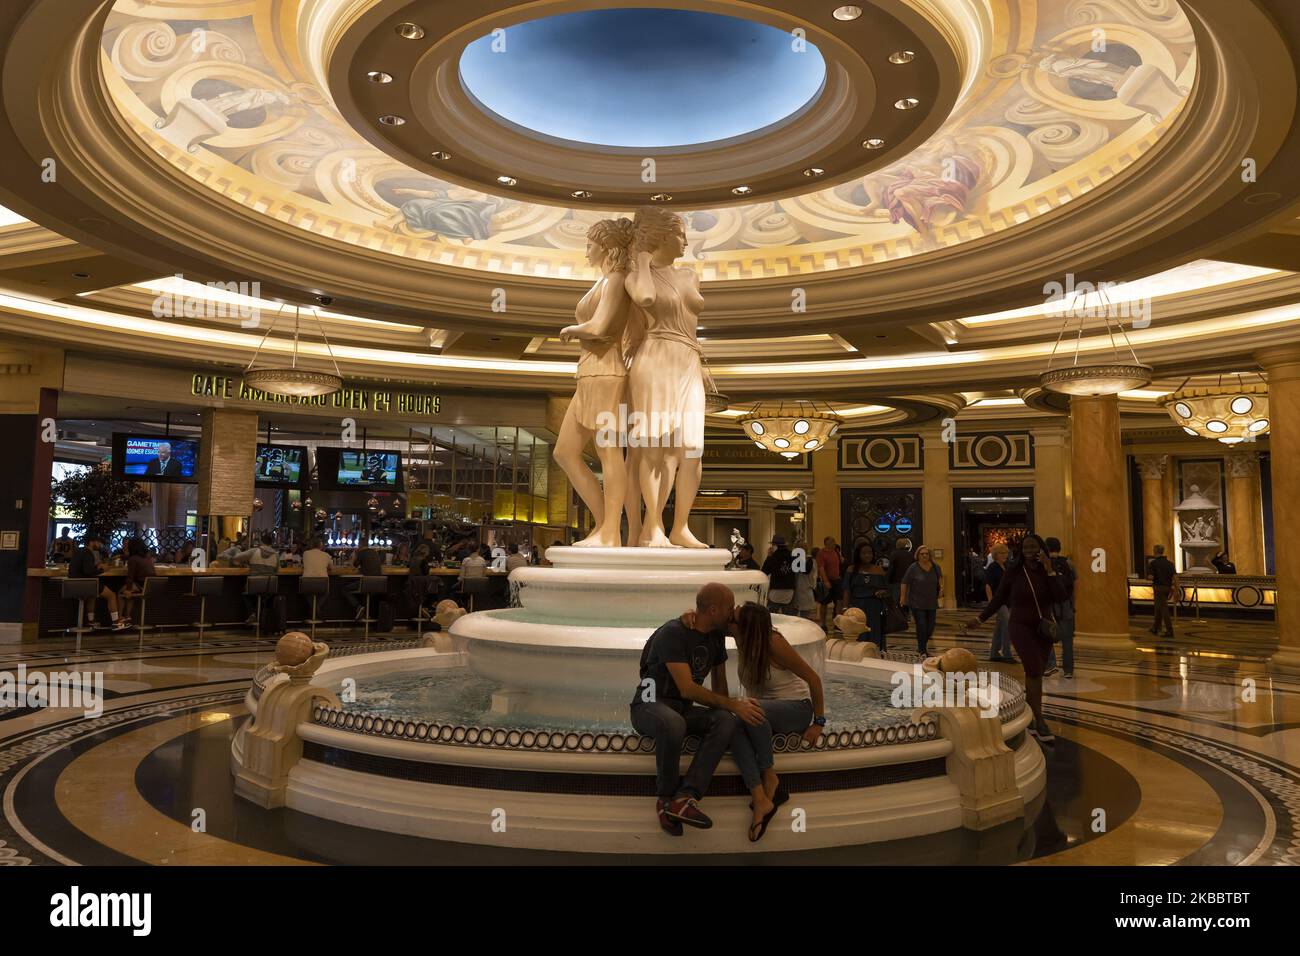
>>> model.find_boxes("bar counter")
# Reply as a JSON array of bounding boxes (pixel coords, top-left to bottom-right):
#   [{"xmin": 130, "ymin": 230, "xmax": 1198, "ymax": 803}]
[{"xmin": 29, "ymin": 564, "xmax": 509, "ymax": 636}]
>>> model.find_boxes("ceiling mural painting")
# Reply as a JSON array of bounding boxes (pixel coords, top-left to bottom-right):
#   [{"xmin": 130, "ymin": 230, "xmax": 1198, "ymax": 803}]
[{"xmin": 101, "ymin": 0, "xmax": 1196, "ymax": 280}]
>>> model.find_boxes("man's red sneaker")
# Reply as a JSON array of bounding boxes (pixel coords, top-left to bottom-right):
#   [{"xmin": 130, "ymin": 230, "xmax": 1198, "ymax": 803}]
[
  {"xmin": 656, "ymin": 799, "xmax": 683, "ymax": 836},
  {"xmin": 664, "ymin": 796, "xmax": 713, "ymax": 829}
]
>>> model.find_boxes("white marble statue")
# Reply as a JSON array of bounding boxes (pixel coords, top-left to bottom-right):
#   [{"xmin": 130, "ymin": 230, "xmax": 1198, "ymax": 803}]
[
  {"xmin": 624, "ymin": 206, "xmax": 709, "ymax": 548},
  {"xmin": 556, "ymin": 218, "xmax": 635, "ymax": 547}
]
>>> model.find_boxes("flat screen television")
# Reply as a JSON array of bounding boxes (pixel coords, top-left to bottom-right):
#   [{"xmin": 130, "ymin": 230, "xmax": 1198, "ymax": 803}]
[
  {"xmin": 254, "ymin": 444, "xmax": 308, "ymax": 487},
  {"xmin": 325, "ymin": 447, "xmax": 400, "ymax": 489},
  {"xmin": 112, "ymin": 433, "xmax": 199, "ymax": 483}
]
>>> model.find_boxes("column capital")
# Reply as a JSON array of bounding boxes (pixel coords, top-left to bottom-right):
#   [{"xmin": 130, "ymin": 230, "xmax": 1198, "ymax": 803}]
[
  {"xmin": 1134, "ymin": 453, "xmax": 1168, "ymax": 480},
  {"xmin": 1255, "ymin": 346, "xmax": 1300, "ymax": 381},
  {"xmin": 1225, "ymin": 450, "xmax": 1260, "ymax": 478}
]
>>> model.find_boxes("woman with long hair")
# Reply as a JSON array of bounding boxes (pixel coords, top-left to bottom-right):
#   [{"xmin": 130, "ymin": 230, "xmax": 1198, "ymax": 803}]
[
  {"xmin": 844, "ymin": 542, "xmax": 889, "ymax": 650},
  {"xmin": 684, "ymin": 601, "xmax": 825, "ymax": 842},
  {"xmin": 964, "ymin": 533, "xmax": 1066, "ymax": 742}
]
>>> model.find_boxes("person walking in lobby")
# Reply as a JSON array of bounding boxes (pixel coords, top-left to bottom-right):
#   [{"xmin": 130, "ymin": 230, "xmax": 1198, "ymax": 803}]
[
  {"xmin": 984, "ymin": 543, "xmax": 1014, "ymax": 662},
  {"xmin": 1041, "ymin": 537, "xmax": 1076, "ymax": 678},
  {"xmin": 845, "ymin": 543, "xmax": 889, "ymax": 651},
  {"xmin": 628, "ymin": 582, "xmax": 764, "ymax": 836},
  {"xmin": 964, "ymin": 534, "xmax": 1066, "ymax": 743},
  {"xmin": 816, "ymin": 536, "xmax": 843, "ymax": 629},
  {"xmin": 762, "ymin": 536, "xmax": 798, "ymax": 615},
  {"xmin": 900, "ymin": 545, "xmax": 942, "ymax": 655},
  {"xmin": 1148, "ymin": 544, "xmax": 1179, "ymax": 638},
  {"xmin": 886, "ymin": 537, "xmax": 914, "ymax": 621}
]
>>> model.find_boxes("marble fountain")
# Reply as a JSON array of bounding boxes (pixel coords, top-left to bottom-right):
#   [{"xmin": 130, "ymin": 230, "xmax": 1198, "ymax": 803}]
[{"xmin": 230, "ymin": 546, "xmax": 1046, "ymax": 854}]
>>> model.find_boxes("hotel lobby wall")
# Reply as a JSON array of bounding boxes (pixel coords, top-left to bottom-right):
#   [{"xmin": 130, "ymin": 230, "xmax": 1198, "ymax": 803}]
[{"xmin": 0, "ymin": 345, "xmax": 62, "ymax": 639}]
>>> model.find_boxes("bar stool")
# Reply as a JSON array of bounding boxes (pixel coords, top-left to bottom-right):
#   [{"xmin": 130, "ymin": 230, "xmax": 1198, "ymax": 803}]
[
  {"xmin": 298, "ymin": 576, "xmax": 330, "ymax": 641},
  {"xmin": 461, "ymin": 576, "xmax": 492, "ymax": 613},
  {"xmin": 357, "ymin": 575, "xmax": 388, "ymax": 641},
  {"xmin": 243, "ymin": 574, "xmax": 279, "ymax": 641},
  {"xmin": 187, "ymin": 575, "xmax": 225, "ymax": 645},
  {"xmin": 59, "ymin": 578, "xmax": 99, "ymax": 649},
  {"xmin": 135, "ymin": 576, "xmax": 170, "ymax": 643},
  {"xmin": 407, "ymin": 575, "xmax": 433, "ymax": 638}
]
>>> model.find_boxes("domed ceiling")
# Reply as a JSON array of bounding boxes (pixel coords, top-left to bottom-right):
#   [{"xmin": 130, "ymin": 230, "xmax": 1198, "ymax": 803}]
[{"xmin": 100, "ymin": 0, "xmax": 1197, "ymax": 281}]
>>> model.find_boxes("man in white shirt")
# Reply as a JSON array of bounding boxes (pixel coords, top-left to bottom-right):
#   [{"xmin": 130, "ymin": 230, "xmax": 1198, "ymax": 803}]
[
  {"xmin": 504, "ymin": 543, "xmax": 529, "ymax": 572},
  {"xmin": 302, "ymin": 539, "xmax": 332, "ymax": 578},
  {"xmin": 459, "ymin": 550, "xmax": 488, "ymax": 580}
]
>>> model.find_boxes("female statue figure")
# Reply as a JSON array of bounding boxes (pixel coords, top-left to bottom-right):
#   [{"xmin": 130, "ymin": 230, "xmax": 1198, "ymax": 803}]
[
  {"xmin": 555, "ymin": 218, "xmax": 635, "ymax": 547},
  {"xmin": 624, "ymin": 206, "xmax": 709, "ymax": 548}
]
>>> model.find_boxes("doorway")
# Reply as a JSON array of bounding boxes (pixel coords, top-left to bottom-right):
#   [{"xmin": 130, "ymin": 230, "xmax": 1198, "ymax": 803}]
[{"xmin": 953, "ymin": 488, "xmax": 1034, "ymax": 607}]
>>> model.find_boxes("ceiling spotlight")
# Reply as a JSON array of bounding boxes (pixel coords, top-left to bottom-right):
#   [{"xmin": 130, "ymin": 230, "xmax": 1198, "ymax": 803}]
[
  {"xmin": 497, "ymin": 175, "xmax": 518, "ymax": 186},
  {"xmin": 863, "ymin": 137, "xmax": 885, "ymax": 149},
  {"xmin": 802, "ymin": 167, "xmax": 825, "ymax": 177},
  {"xmin": 570, "ymin": 189, "xmax": 593, "ymax": 199},
  {"xmin": 650, "ymin": 193, "xmax": 673, "ymax": 202},
  {"xmin": 367, "ymin": 71, "xmax": 393, "ymax": 84},
  {"xmin": 378, "ymin": 114, "xmax": 406, "ymax": 126},
  {"xmin": 889, "ymin": 50, "xmax": 916, "ymax": 64},
  {"xmin": 431, "ymin": 150, "xmax": 452, "ymax": 161},
  {"xmin": 731, "ymin": 185, "xmax": 752, "ymax": 195},
  {"xmin": 833, "ymin": 5, "xmax": 863, "ymax": 20},
  {"xmin": 395, "ymin": 22, "xmax": 425, "ymax": 40},
  {"xmin": 894, "ymin": 97, "xmax": 920, "ymax": 110}
]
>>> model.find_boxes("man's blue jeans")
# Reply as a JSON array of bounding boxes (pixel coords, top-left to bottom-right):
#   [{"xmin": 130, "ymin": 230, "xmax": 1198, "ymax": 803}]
[
  {"xmin": 629, "ymin": 701, "xmax": 740, "ymax": 801},
  {"xmin": 729, "ymin": 698, "xmax": 814, "ymax": 792},
  {"xmin": 1045, "ymin": 601, "xmax": 1075, "ymax": 673}
]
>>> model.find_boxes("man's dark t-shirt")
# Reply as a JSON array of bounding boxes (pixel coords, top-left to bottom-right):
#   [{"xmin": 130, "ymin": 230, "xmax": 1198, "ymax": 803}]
[
  {"xmin": 355, "ymin": 547, "xmax": 384, "ymax": 576},
  {"xmin": 631, "ymin": 619, "xmax": 727, "ymax": 711},
  {"xmin": 887, "ymin": 548, "xmax": 914, "ymax": 584},
  {"xmin": 68, "ymin": 547, "xmax": 100, "ymax": 579},
  {"xmin": 734, "ymin": 556, "xmax": 759, "ymax": 570},
  {"xmin": 985, "ymin": 561, "xmax": 1005, "ymax": 596},
  {"xmin": 1150, "ymin": 555, "xmax": 1177, "ymax": 587}
]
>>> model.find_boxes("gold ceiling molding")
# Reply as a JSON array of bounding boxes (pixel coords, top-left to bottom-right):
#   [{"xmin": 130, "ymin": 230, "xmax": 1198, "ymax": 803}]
[{"xmin": 0, "ymin": 0, "xmax": 1296, "ymax": 344}]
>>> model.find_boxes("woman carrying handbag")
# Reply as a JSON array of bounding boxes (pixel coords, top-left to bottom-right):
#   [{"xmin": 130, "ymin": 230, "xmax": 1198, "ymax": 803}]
[{"xmin": 963, "ymin": 534, "xmax": 1066, "ymax": 743}]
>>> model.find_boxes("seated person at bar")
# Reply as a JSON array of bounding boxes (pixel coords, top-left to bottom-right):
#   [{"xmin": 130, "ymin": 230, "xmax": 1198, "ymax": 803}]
[
  {"xmin": 222, "ymin": 532, "xmax": 281, "ymax": 625},
  {"xmin": 68, "ymin": 534, "xmax": 131, "ymax": 631},
  {"xmin": 344, "ymin": 541, "xmax": 385, "ymax": 621},
  {"xmin": 628, "ymin": 582, "xmax": 763, "ymax": 836},
  {"xmin": 301, "ymin": 538, "xmax": 332, "ymax": 578},
  {"xmin": 118, "ymin": 537, "xmax": 156, "ymax": 624},
  {"xmin": 504, "ymin": 543, "xmax": 528, "ymax": 572},
  {"xmin": 50, "ymin": 528, "xmax": 75, "ymax": 563}
]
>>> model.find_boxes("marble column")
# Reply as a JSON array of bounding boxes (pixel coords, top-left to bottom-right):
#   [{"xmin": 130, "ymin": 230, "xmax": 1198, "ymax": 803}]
[
  {"xmin": 1135, "ymin": 454, "xmax": 1172, "ymax": 561},
  {"xmin": 197, "ymin": 408, "xmax": 257, "ymax": 517},
  {"xmin": 1224, "ymin": 451, "xmax": 1265, "ymax": 575},
  {"xmin": 1033, "ymin": 425, "xmax": 1072, "ymax": 557},
  {"xmin": 921, "ymin": 429, "xmax": 955, "ymax": 608},
  {"xmin": 1255, "ymin": 346, "xmax": 1300, "ymax": 666},
  {"xmin": 544, "ymin": 396, "xmax": 574, "ymax": 530},
  {"xmin": 810, "ymin": 437, "xmax": 841, "ymax": 548},
  {"xmin": 1069, "ymin": 394, "xmax": 1131, "ymax": 646}
]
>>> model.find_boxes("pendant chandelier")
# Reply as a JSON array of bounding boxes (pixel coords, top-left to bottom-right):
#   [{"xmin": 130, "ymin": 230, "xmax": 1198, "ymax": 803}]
[
  {"xmin": 243, "ymin": 303, "xmax": 344, "ymax": 397},
  {"xmin": 701, "ymin": 353, "xmax": 730, "ymax": 413},
  {"xmin": 740, "ymin": 400, "xmax": 843, "ymax": 458},
  {"xmin": 1039, "ymin": 284, "xmax": 1151, "ymax": 396},
  {"xmin": 1161, "ymin": 374, "xmax": 1269, "ymax": 444}
]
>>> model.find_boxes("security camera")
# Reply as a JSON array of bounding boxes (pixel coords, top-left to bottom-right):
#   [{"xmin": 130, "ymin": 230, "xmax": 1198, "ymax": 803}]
[{"xmin": 315, "ymin": 294, "xmax": 334, "ymax": 307}]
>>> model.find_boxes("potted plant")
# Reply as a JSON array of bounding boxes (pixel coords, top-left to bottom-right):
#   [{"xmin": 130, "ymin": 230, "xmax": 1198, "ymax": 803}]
[{"xmin": 50, "ymin": 463, "xmax": 151, "ymax": 544}]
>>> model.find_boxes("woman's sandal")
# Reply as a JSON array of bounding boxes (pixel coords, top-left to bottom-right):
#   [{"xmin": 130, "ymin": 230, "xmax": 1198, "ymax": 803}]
[{"xmin": 749, "ymin": 802, "xmax": 780, "ymax": 843}]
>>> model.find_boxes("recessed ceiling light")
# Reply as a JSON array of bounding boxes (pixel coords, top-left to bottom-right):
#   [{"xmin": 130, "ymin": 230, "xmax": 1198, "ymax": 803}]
[
  {"xmin": 650, "ymin": 193, "xmax": 673, "ymax": 202},
  {"xmin": 833, "ymin": 5, "xmax": 863, "ymax": 20},
  {"xmin": 395, "ymin": 22, "xmax": 425, "ymax": 40},
  {"xmin": 863, "ymin": 137, "xmax": 885, "ymax": 149},
  {"xmin": 731, "ymin": 185, "xmax": 752, "ymax": 195},
  {"xmin": 894, "ymin": 97, "xmax": 920, "ymax": 110},
  {"xmin": 570, "ymin": 189, "xmax": 593, "ymax": 199},
  {"xmin": 431, "ymin": 151, "xmax": 451, "ymax": 161},
  {"xmin": 802, "ymin": 167, "xmax": 825, "ymax": 177},
  {"xmin": 73, "ymin": 272, "xmax": 90, "ymax": 278},
  {"xmin": 378, "ymin": 114, "xmax": 406, "ymax": 126},
  {"xmin": 367, "ymin": 71, "xmax": 393, "ymax": 84},
  {"xmin": 497, "ymin": 175, "xmax": 518, "ymax": 186},
  {"xmin": 889, "ymin": 51, "xmax": 916, "ymax": 64}
]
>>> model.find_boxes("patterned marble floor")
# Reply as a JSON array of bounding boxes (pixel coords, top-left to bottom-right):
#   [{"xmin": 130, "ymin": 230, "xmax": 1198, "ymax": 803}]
[{"xmin": 1, "ymin": 614, "xmax": 1296, "ymax": 866}]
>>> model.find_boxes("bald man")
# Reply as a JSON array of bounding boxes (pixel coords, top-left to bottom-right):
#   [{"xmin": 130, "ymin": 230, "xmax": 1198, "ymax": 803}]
[{"xmin": 629, "ymin": 581, "xmax": 764, "ymax": 835}]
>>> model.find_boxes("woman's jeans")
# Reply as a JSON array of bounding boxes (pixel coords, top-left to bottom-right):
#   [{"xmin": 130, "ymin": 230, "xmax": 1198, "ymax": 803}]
[
  {"xmin": 729, "ymin": 698, "xmax": 814, "ymax": 792},
  {"xmin": 989, "ymin": 606, "xmax": 1013, "ymax": 659},
  {"xmin": 912, "ymin": 608, "xmax": 937, "ymax": 654}
]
